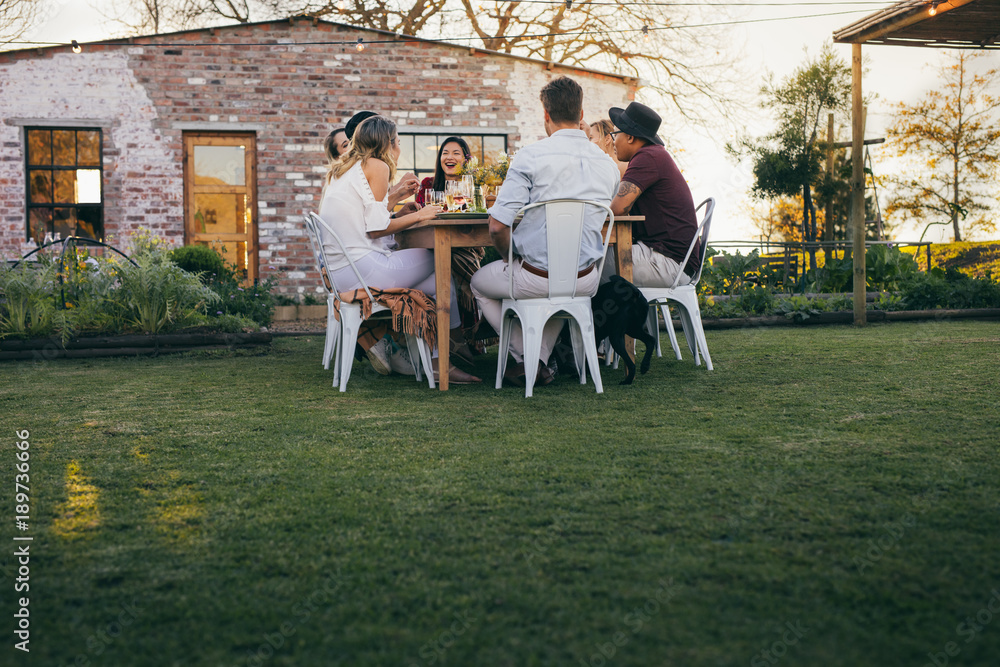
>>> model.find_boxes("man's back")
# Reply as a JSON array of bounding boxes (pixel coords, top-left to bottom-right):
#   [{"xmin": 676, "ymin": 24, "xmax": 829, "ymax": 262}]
[{"xmin": 489, "ymin": 128, "xmax": 620, "ymax": 271}]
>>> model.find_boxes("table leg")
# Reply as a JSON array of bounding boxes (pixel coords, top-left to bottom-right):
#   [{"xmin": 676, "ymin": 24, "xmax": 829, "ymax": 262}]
[
  {"xmin": 434, "ymin": 226, "xmax": 452, "ymax": 391},
  {"xmin": 615, "ymin": 219, "xmax": 636, "ymax": 361}
]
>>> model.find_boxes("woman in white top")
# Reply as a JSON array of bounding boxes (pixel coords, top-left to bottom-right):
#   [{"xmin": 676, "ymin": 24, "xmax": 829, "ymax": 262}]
[
  {"xmin": 590, "ymin": 119, "xmax": 629, "ymax": 179},
  {"xmin": 318, "ymin": 115, "xmax": 481, "ymax": 384}
]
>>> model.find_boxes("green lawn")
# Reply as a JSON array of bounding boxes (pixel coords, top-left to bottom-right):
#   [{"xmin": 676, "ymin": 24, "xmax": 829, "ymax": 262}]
[{"xmin": 3, "ymin": 321, "xmax": 999, "ymax": 666}]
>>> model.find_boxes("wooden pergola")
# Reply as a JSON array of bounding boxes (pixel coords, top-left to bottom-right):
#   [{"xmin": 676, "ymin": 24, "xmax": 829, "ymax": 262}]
[{"xmin": 833, "ymin": 0, "xmax": 1000, "ymax": 324}]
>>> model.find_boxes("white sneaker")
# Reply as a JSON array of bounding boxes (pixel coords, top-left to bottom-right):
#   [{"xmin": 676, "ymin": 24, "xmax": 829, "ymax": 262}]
[
  {"xmin": 389, "ymin": 345, "xmax": 417, "ymax": 376},
  {"xmin": 365, "ymin": 336, "xmax": 392, "ymax": 376}
]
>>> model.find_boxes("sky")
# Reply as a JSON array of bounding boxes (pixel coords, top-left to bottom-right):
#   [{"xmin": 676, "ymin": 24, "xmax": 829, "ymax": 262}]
[{"xmin": 22, "ymin": 1, "xmax": 1000, "ymax": 245}]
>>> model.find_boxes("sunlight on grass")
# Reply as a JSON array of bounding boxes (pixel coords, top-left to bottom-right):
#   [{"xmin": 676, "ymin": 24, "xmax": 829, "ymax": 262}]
[
  {"xmin": 52, "ymin": 460, "xmax": 101, "ymax": 539},
  {"xmin": 137, "ymin": 470, "xmax": 205, "ymax": 544}
]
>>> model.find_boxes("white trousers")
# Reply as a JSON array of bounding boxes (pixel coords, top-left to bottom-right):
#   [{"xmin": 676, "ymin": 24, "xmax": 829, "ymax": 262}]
[
  {"xmin": 329, "ymin": 249, "xmax": 460, "ymax": 324},
  {"xmin": 471, "ymin": 258, "xmax": 600, "ymax": 364}
]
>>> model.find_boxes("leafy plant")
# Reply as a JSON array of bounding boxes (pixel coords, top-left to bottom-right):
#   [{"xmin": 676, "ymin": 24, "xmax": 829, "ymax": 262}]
[
  {"xmin": 109, "ymin": 251, "xmax": 219, "ymax": 334},
  {"xmin": 708, "ymin": 250, "xmax": 762, "ymax": 296},
  {"xmin": 169, "ymin": 245, "xmax": 234, "ymax": 284},
  {"xmin": 0, "ymin": 261, "xmax": 58, "ymax": 339},
  {"xmin": 866, "ymin": 245, "xmax": 917, "ymax": 291},
  {"xmin": 738, "ymin": 284, "xmax": 775, "ymax": 315},
  {"xmin": 776, "ymin": 295, "xmax": 822, "ymax": 322}
]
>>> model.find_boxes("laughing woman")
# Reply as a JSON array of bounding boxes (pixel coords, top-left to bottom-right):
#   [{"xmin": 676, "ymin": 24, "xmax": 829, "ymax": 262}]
[
  {"xmin": 319, "ymin": 116, "xmax": 481, "ymax": 384},
  {"xmin": 414, "ymin": 136, "xmax": 487, "ymax": 360}
]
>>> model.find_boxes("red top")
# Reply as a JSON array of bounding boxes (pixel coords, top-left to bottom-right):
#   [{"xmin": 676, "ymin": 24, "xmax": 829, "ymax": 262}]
[
  {"xmin": 415, "ymin": 177, "xmax": 434, "ymax": 205},
  {"xmin": 622, "ymin": 144, "xmax": 700, "ymax": 275}
]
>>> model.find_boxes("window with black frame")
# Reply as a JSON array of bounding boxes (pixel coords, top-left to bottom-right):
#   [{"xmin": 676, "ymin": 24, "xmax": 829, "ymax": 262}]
[
  {"xmin": 396, "ymin": 133, "xmax": 508, "ymax": 183},
  {"xmin": 24, "ymin": 128, "xmax": 104, "ymax": 243}
]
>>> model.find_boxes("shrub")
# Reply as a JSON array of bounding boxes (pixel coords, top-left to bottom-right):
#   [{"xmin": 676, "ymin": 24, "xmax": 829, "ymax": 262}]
[
  {"xmin": 900, "ymin": 268, "xmax": 1000, "ymax": 310},
  {"xmin": 169, "ymin": 245, "xmax": 234, "ymax": 284},
  {"xmin": 0, "ymin": 261, "xmax": 58, "ymax": 339},
  {"xmin": 866, "ymin": 245, "xmax": 918, "ymax": 292},
  {"xmin": 211, "ymin": 278, "xmax": 276, "ymax": 326}
]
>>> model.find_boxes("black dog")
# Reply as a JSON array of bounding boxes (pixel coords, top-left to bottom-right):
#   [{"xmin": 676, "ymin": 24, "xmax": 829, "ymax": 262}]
[{"xmin": 591, "ymin": 275, "xmax": 657, "ymax": 385}]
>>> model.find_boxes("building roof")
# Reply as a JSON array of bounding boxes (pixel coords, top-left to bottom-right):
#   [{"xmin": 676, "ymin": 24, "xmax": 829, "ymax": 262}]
[
  {"xmin": 833, "ymin": 0, "xmax": 1000, "ymax": 48},
  {"xmin": 2, "ymin": 16, "xmax": 639, "ymax": 85}
]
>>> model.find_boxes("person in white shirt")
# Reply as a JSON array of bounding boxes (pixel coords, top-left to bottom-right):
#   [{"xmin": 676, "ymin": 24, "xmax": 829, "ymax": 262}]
[
  {"xmin": 470, "ymin": 76, "xmax": 620, "ymax": 387},
  {"xmin": 318, "ymin": 115, "xmax": 481, "ymax": 384}
]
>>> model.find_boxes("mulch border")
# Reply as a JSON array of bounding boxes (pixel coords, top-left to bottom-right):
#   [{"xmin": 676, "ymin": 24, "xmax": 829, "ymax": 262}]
[{"xmin": 0, "ymin": 331, "xmax": 272, "ymax": 361}]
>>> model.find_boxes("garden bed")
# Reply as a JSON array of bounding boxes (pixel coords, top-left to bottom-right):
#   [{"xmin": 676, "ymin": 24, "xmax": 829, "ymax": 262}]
[
  {"xmin": 699, "ymin": 307, "xmax": 1000, "ymax": 329},
  {"xmin": 0, "ymin": 331, "xmax": 271, "ymax": 360}
]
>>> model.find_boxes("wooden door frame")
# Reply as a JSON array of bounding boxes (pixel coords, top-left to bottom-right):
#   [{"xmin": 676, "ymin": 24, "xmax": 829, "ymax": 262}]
[{"xmin": 182, "ymin": 132, "xmax": 258, "ymax": 283}]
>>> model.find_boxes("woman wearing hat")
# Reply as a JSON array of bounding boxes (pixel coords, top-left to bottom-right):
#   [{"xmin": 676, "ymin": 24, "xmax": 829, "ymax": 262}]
[{"xmin": 608, "ymin": 101, "xmax": 701, "ymax": 288}]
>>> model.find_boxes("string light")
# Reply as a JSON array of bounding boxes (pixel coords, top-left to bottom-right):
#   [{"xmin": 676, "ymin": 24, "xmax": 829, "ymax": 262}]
[
  {"xmin": 642, "ymin": 24, "xmax": 649, "ymax": 43},
  {"xmin": 565, "ymin": 0, "xmax": 572, "ymax": 8},
  {"xmin": 928, "ymin": 1, "xmax": 941, "ymax": 15},
  {"xmin": 338, "ymin": 0, "xmax": 346, "ymax": 10},
  {"xmin": 356, "ymin": 37, "xmax": 365, "ymax": 51},
  {"xmin": 71, "ymin": 40, "xmax": 82, "ymax": 54}
]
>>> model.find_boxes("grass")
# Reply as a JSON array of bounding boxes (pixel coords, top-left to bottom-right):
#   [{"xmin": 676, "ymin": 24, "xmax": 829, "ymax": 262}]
[{"xmin": 3, "ymin": 321, "xmax": 999, "ymax": 666}]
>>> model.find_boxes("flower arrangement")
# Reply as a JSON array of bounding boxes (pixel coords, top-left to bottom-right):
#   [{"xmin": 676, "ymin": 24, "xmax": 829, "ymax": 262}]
[{"xmin": 457, "ymin": 152, "xmax": 512, "ymax": 187}]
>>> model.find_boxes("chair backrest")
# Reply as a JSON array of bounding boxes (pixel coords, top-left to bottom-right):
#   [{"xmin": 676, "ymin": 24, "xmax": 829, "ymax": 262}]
[
  {"xmin": 509, "ymin": 199, "xmax": 615, "ymax": 299},
  {"xmin": 303, "ymin": 214, "xmax": 333, "ymax": 296},
  {"xmin": 671, "ymin": 197, "xmax": 715, "ymax": 289},
  {"xmin": 306, "ymin": 212, "xmax": 376, "ymax": 303}
]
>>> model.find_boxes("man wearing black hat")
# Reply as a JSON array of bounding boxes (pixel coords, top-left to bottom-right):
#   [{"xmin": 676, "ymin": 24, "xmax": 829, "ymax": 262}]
[{"xmin": 608, "ymin": 102, "xmax": 700, "ymax": 286}]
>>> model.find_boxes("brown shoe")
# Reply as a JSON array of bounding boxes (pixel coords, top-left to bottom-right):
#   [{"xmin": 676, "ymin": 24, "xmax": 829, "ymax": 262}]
[
  {"xmin": 433, "ymin": 365, "xmax": 482, "ymax": 385},
  {"xmin": 536, "ymin": 362, "xmax": 555, "ymax": 387},
  {"xmin": 503, "ymin": 362, "xmax": 526, "ymax": 387}
]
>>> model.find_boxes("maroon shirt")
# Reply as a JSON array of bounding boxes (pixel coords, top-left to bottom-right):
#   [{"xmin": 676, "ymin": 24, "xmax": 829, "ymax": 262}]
[{"xmin": 622, "ymin": 144, "xmax": 700, "ymax": 276}]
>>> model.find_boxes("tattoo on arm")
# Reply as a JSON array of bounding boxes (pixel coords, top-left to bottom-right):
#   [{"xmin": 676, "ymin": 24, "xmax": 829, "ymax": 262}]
[{"xmin": 616, "ymin": 181, "xmax": 641, "ymax": 198}]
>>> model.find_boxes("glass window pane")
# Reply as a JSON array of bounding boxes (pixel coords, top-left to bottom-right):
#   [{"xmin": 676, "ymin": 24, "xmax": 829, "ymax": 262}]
[
  {"xmin": 29, "ymin": 209, "xmax": 52, "ymax": 243},
  {"xmin": 29, "ymin": 170, "xmax": 52, "ymax": 203},
  {"xmin": 53, "ymin": 208, "xmax": 76, "ymax": 239},
  {"xmin": 53, "ymin": 130, "xmax": 76, "ymax": 166},
  {"xmin": 461, "ymin": 136, "xmax": 484, "ymax": 164},
  {"xmin": 54, "ymin": 171, "xmax": 75, "ymax": 203},
  {"xmin": 27, "ymin": 130, "xmax": 51, "ymax": 166},
  {"xmin": 77, "ymin": 131, "xmax": 101, "ymax": 166},
  {"xmin": 396, "ymin": 134, "xmax": 415, "ymax": 172},
  {"xmin": 484, "ymin": 136, "xmax": 507, "ymax": 162},
  {"xmin": 76, "ymin": 169, "xmax": 102, "ymax": 204},
  {"xmin": 76, "ymin": 207, "xmax": 102, "ymax": 240},
  {"xmin": 194, "ymin": 193, "xmax": 247, "ymax": 234},
  {"xmin": 415, "ymin": 135, "xmax": 438, "ymax": 172},
  {"xmin": 193, "ymin": 145, "xmax": 246, "ymax": 186}
]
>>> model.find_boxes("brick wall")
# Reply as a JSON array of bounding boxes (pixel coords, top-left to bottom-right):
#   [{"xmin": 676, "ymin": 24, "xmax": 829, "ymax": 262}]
[{"xmin": 0, "ymin": 20, "xmax": 636, "ymax": 296}]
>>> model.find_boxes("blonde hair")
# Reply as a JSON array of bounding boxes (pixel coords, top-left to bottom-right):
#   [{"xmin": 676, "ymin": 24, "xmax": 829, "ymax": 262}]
[
  {"xmin": 590, "ymin": 119, "xmax": 615, "ymax": 142},
  {"xmin": 328, "ymin": 115, "xmax": 398, "ymax": 184}
]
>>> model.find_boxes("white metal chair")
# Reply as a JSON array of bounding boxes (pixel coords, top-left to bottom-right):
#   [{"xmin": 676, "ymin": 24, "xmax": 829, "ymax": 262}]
[
  {"xmin": 640, "ymin": 197, "xmax": 715, "ymax": 371},
  {"xmin": 304, "ymin": 212, "xmax": 435, "ymax": 391},
  {"xmin": 495, "ymin": 199, "xmax": 614, "ymax": 397}
]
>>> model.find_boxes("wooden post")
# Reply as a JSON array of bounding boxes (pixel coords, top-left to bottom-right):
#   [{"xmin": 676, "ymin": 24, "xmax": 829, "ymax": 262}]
[
  {"xmin": 850, "ymin": 44, "xmax": 867, "ymax": 326},
  {"xmin": 825, "ymin": 113, "xmax": 834, "ymax": 246}
]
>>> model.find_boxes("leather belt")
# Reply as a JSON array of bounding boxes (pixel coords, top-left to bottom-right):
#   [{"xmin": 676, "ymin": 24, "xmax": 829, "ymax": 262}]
[{"xmin": 521, "ymin": 261, "xmax": 596, "ymax": 279}]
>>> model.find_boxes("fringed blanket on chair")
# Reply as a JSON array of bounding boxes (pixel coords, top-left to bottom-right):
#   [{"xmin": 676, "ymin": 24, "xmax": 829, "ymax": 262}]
[{"xmin": 335, "ymin": 287, "xmax": 438, "ymax": 351}]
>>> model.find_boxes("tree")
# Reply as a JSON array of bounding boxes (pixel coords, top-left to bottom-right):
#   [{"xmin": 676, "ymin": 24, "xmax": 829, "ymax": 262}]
[
  {"xmin": 0, "ymin": 0, "xmax": 41, "ymax": 46},
  {"xmin": 885, "ymin": 52, "xmax": 1000, "ymax": 242},
  {"xmin": 731, "ymin": 44, "xmax": 852, "ymax": 270},
  {"xmin": 101, "ymin": 0, "xmax": 743, "ymax": 125}
]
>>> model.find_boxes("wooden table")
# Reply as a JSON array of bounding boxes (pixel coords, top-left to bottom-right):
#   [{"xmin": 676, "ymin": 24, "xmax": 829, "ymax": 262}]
[{"xmin": 395, "ymin": 214, "xmax": 643, "ymax": 390}]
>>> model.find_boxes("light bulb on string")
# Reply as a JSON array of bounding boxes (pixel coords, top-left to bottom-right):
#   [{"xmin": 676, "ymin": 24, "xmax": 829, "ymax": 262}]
[
  {"xmin": 356, "ymin": 37, "xmax": 365, "ymax": 52},
  {"xmin": 71, "ymin": 40, "xmax": 82, "ymax": 54},
  {"xmin": 565, "ymin": 1, "xmax": 572, "ymax": 9},
  {"xmin": 338, "ymin": 0, "xmax": 346, "ymax": 10},
  {"xmin": 642, "ymin": 24, "xmax": 649, "ymax": 43},
  {"xmin": 928, "ymin": 3, "xmax": 937, "ymax": 15}
]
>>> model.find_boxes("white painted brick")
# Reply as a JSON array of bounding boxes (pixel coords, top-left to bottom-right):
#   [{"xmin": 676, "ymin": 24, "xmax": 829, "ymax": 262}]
[
  {"xmin": 294, "ymin": 180, "xmax": 310, "ymax": 187},
  {"xmin": 259, "ymin": 208, "xmax": 277, "ymax": 215},
  {"xmin": 188, "ymin": 77, "xmax": 206, "ymax": 85},
  {"xmin": 452, "ymin": 105, "xmax": 468, "ymax": 112},
  {"xmin": 480, "ymin": 112, "xmax": 497, "ymax": 119},
  {"xmin": 285, "ymin": 173, "xmax": 304, "ymax": 179},
  {"xmin": 484, "ymin": 65, "xmax": 501, "ymax": 71},
  {"xmin": 393, "ymin": 111, "xmax": 410, "ymax": 118},
  {"xmin": 311, "ymin": 166, "xmax": 327, "ymax": 173},
  {"xmin": 483, "ymin": 79, "xmax": 500, "ymax": 86},
  {"xmin": 243, "ymin": 79, "xmax": 261, "ymax": 85},
  {"xmin": 258, "ymin": 250, "xmax": 272, "ymax": 258},
  {"xmin": 284, "ymin": 145, "xmax": 303, "ymax": 151},
  {"xmin": 462, "ymin": 99, "xmax": 481, "ymax": 106},
  {"xmin": 479, "ymin": 121, "xmax": 488, "ymax": 127},
  {"xmin": 422, "ymin": 70, "xmax": 437, "ymax": 77},
  {"xmin": 345, "ymin": 75, "xmax": 361, "ymax": 82},
  {"xmin": 258, "ymin": 201, "xmax": 269, "ymax": 208},
  {"xmin": 442, "ymin": 119, "xmax": 452, "ymax": 126},
  {"xmin": 269, "ymin": 244, "xmax": 287, "ymax": 251},
  {"xmin": 294, "ymin": 194, "xmax": 314, "ymax": 201},
  {"xmin": 209, "ymin": 115, "xmax": 219, "ymax": 121},
  {"xmin": 228, "ymin": 115, "xmax": 238, "ymax": 122},
  {"xmin": 429, "ymin": 98, "xmax": 445, "ymax": 105},
  {"xmin": 127, "ymin": 47, "xmax": 144, "ymax": 55},
  {"xmin": 335, "ymin": 54, "xmax": 352, "ymax": 61},
  {"xmin": 440, "ymin": 57, "xmax": 458, "ymax": 64},
  {"xmin": 303, "ymin": 145, "xmax": 322, "ymax": 152},
  {"xmin": 409, "ymin": 111, "xmax": 426, "ymax": 119}
]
